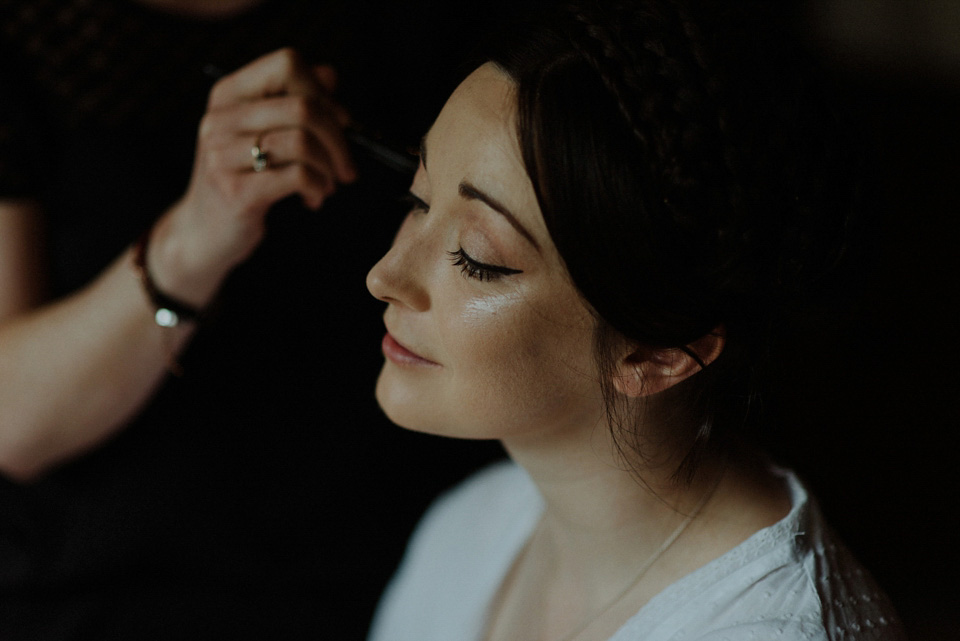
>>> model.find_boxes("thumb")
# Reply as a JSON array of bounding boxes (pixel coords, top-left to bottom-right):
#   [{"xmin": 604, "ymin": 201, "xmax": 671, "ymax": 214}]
[
  {"xmin": 313, "ymin": 64, "xmax": 352, "ymax": 128},
  {"xmin": 313, "ymin": 64, "xmax": 338, "ymax": 92}
]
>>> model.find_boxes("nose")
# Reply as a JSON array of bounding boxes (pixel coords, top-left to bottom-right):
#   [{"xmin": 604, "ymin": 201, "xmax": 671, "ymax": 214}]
[{"xmin": 366, "ymin": 214, "xmax": 431, "ymax": 312}]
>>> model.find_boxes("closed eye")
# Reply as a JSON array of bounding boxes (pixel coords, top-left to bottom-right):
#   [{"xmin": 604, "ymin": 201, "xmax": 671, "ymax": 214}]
[{"xmin": 447, "ymin": 247, "xmax": 522, "ymax": 282}]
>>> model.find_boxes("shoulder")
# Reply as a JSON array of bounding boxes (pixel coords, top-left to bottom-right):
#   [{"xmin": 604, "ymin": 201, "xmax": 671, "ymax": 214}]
[
  {"xmin": 391, "ymin": 459, "xmax": 538, "ymax": 575},
  {"xmin": 419, "ymin": 459, "xmax": 535, "ymax": 525},
  {"xmin": 786, "ymin": 468, "xmax": 906, "ymax": 640},
  {"xmin": 368, "ymin": 460, "xmax": 541, "ymax": 641},
  {"xmin": 620, "ymin": 468, "xmax": 907, "ymax": 641}
]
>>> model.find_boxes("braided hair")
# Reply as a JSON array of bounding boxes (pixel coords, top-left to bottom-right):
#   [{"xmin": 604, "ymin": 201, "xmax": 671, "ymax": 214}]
[{"xmin": 488, "ymin": 0, "xmax": 856, "ymax": 482}]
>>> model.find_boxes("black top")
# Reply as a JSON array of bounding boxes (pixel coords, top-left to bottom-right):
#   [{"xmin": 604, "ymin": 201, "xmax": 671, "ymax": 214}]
[{"xmin": 0, "ymin": 0, "xmax": 517, "ymax": 637}]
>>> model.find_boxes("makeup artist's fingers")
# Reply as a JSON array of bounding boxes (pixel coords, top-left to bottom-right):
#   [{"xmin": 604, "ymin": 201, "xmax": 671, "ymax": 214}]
[
  {"xmin": 313, "ymin": 64, "xmax": 337, "ymax": 92},
  {"xmin": 238, "ymin": 96, "xmax": 354, "ymax": 181},
  {"xmin": 207, "ymin": 48, "xmax": 320, "ymax": 109},
  {"xmin": 161, "ymin": 147, "xmax": 332, "ymax": 279},
  {"xmin": 205, "ymin": 50, "xmax": 352, "ymax": 134},
  {"xmin": 199, "ymin": 94, "xmax": 355, "ymax": 183},
  {"xmin": 200, "ymin": 48, "xmax": 355, "ymax": 183},
  {"xmin": 241, "ymin": 128, "xmax": 339, "ymax": 196},
  {"xmin": 148, "ymin": 50, "xmax": 358, "ymax": 303},
  {"xmin": 202, "ymin": 137, "xmax": 334, "ymax": 200},
  {"xmin": 312, "ymin": 65, "xmax": 351, "ymax": 127},
  {"xmin": 243, "ymin": 162, "xmax": 332, "ymax": 211},
  {"xmin": 191, "ymin": 128, "xmax": 338, "ymax": 209}
]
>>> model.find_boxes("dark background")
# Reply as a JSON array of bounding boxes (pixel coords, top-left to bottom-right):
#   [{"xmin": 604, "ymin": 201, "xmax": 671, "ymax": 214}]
[{"xmin": 761, "ymin": 2, "xmax": 960, "ymax": 638}]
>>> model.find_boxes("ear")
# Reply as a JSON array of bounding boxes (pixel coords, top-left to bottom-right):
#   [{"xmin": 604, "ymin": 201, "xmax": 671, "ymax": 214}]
[{"xmin": 611, "ymin": 327, "xmax": 726, "ymax": 398}]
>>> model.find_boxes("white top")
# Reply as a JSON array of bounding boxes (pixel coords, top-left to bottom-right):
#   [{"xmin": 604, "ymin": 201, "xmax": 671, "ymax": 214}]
[{"xmin": 368, "ymin": 460, "xmax": 906, "ymax": 641}]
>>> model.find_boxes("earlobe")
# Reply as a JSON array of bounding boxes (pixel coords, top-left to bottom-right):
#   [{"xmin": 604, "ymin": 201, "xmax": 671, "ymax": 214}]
[{"xmin": 611, "ymin": 327, "xmax": 726, "ymax": 398}]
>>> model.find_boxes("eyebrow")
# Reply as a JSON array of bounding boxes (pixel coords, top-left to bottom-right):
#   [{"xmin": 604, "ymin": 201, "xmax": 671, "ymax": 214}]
[
  {"xmin": 459, "ymin": 181, "xmax": 541, "ymax": 252},
  {"xmin": 420, "ymin": 135, "xmax": 540, "ymax": 252}
]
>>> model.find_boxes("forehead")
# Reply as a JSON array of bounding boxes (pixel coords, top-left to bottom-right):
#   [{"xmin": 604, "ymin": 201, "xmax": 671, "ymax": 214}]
[
  {"xmin": 424, "ymin": 64, "xmax": 548, "ymax": 243},
  {"xmin": 424, "ymin": 64, "xmax": 535, "ymax": 194},
  {"xmin": 427, "ymin": 63, "xmax": 518, "ymax": 161}
]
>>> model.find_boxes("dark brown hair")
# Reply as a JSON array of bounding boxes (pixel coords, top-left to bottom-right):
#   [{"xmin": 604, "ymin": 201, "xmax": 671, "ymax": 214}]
[{"xmin": 488, "ymin": 0, "xmax": 856, "ymax": 482}]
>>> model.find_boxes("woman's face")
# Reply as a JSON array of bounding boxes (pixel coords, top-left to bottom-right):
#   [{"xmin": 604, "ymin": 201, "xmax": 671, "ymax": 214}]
[{"xmin": 366, "ymin": 64, "xmax": 606, "ymax": 443}]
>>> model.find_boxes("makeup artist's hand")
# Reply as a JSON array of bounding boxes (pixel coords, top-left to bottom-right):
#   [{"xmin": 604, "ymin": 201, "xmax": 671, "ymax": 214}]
[{"xmin": 146, "ymin": 47, "xmax": 356, "ymax": 307}]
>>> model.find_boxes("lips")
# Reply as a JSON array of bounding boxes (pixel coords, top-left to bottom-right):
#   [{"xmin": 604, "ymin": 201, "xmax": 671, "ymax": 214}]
[{"xmin": 381, "ymin": 332, "xmax": 440, "ymax": 367}]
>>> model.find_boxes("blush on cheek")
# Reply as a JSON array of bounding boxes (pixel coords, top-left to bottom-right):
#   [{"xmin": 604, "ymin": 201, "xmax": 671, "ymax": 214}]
[{"xmin": 461, "ymin": 292, "xmax": 524, "ymax": 326}]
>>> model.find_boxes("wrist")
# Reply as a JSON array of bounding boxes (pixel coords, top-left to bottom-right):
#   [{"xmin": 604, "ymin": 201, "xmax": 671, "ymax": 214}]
[
  {"xmin": 143, "ymin": 210, "xmax": 226, "ymax": 310},
  {"xmin": 133, "ymin": 228, "xmax": 203, "ymax": 327}
]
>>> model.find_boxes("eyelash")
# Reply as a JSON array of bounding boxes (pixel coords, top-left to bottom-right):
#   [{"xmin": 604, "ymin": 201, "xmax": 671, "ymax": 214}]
[
  {"xmin": 399, "ymin": 192, "xmax": 521, "ymax": 282},
  {"xmin": 448, "ymin": 248, "xmax": 521, "ymax": 282}
]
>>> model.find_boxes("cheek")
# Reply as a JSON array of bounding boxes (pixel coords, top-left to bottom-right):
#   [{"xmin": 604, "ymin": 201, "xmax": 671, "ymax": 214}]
[
  {"xmin": 447, "ymin": 293, "xmax": 602, "ymax": 431},
  {"xmin": 452, "ymin": 291, "xmax": 541, "ymax": 371},
  {"xmin": 460, "ymin": 291, "xmax": 524, "ymax": 327},
  {"xmin": 374, "ymin": 280, "xmax": 605, "ymax": 440}
]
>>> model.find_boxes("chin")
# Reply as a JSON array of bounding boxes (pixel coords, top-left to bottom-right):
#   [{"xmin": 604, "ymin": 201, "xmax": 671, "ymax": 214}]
[
  {"xmin": 375, "ymin": 370, "xmax": 441, "ymax": 435},
  {"xmin": 374, "ymin": 370, "xmax": 484, "ymax": 440}
]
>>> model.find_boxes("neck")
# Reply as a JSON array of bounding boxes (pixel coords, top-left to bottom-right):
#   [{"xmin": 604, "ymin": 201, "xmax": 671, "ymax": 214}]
[
  {"xmin": 501, "ymin": 423, "xmax": 723, "ymax": 588},
  {"xmin": 490, "ymin": 427, "xmax": 729, "ymax": 641},
  {"xmin": 489, "ymin": 417, "xmax": 792, "ymax": 641}
]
